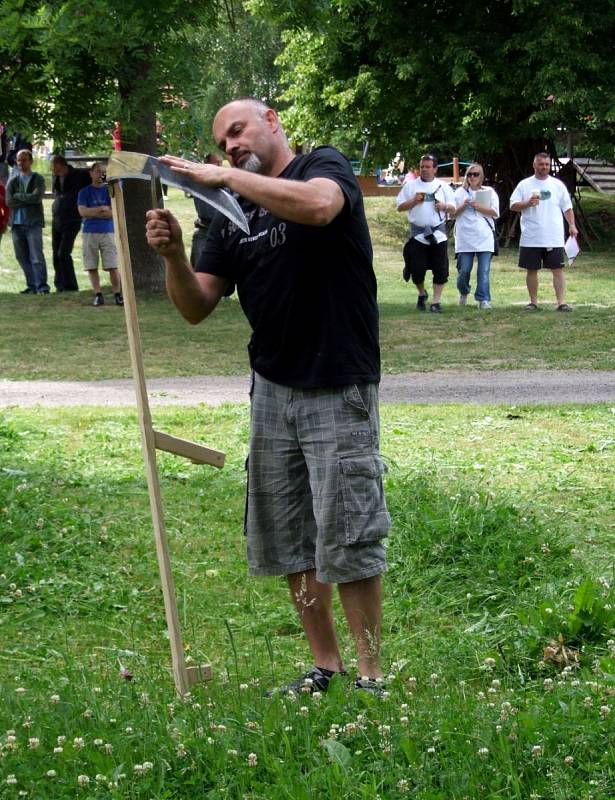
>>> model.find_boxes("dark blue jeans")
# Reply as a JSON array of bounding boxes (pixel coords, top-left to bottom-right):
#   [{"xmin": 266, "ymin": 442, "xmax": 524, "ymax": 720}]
[
  {"xmin": 456, "ymin": 251, "xmax": 492, "ymax": 302},
  {"xmin": 12, "ymin": 225, "xmax": 49, "ymax": 292}
]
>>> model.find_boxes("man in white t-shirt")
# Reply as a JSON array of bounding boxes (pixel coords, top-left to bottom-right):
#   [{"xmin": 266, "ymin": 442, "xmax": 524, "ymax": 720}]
[
  {"xmin": 396, "ymin": 154, "xmax": 455, "ymax": 313},
  {"xmin": 509, "ymin": 152, "xmax": 578, "ymax": 311}
]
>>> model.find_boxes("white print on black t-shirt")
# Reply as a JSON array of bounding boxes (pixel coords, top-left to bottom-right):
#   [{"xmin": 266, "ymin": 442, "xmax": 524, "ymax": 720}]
[
  {"xmin": 239, "ymin": 229, "xmax": 268, "ymax": 245},
  {"xmin": 269, "ymin": 222, "xmax": 286, "ymax": 247},
  {"xmin": 238, "ymin": 222, "xmax": 287, "ymax": 248}
]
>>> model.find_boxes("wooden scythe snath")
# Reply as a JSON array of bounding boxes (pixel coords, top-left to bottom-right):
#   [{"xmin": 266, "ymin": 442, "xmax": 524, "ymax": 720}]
[{"xmin": 108, "ymin": 174, "xmax": 224, "ymax": 696}]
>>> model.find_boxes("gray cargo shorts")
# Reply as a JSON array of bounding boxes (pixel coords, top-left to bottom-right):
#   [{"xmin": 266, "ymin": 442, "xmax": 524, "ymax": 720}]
[{"xmin": 245, "ymin": 372, "xmax": 390, "ymax": 584}]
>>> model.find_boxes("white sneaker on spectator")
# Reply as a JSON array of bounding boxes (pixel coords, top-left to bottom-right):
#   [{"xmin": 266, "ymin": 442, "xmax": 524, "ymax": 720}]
[{"xmin": 479, "ymin": 300, "xmax": 492, "ymax": 310}]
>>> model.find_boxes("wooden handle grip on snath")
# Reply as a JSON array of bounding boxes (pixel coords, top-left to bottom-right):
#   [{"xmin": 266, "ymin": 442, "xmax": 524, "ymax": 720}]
[{"xmin": 109, "ymin": 179, "xmax": 222, "ymax": 695}]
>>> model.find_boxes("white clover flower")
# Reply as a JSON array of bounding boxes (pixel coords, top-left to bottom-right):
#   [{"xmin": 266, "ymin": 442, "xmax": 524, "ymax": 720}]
[
  {"xmin": 599, "ymin": 705, "xmax": 610, "ymax": 717},
  {"xmin": 564, "ymin": 755, "xmax": 574, "ymax": 765},
  {"xmin": 400, "ymin": 703, "xmax": 409, "ymax": 712},
  {"xmin": 246, "ymin": 721, "xmax": 259, "ymax": 729},
  {"xmin": 133, "ymin": 764, "xmax": 145, "ymax": 774},
  {"xmin": 483, "ymin": 657, "xmax": 496, "ymax": 668},
  {"xmin": 73, "ymin": 737, "xmax": 85, "ymax": 749},
  {"xmin": 95, "ymin": 774, "xmax": 107, "ymax": 782},
  {"xmin": 584, "ymin": 697, "xmax": 594, "ymax": 707},
  {"xmin": 543, "ymin": 679, "xmax": 554, "ymax": 691},
  {"xmin": 299, "ymin": 706, "xmax": 309, "ymax": 716},
  {"xmin": 53, "ymin": 747, "xmax": 63, "ymax": 754},
  {"xmin": 124, "ymin": 726, "xmax": 133, "ymax": 734},
  {"xmin": 93, "ymin": 686, "xmax": 102, "ymax": 694},
  {"xmin": 478, "ymin": 747, "xmax": 489, "ymax": 758},
  {"xmin": 50, "ymin": 694, "xmax": 60, "ymax": 704},
  {"xmin": 544, "ymin": 608, "xmax": 553, "ymax": 615},
  {"xmin": 495, "ymin": 725, "xmax": 502, "ymax": 734},
  {"xmin": 15, "ymin": 687, "xmax": 26, "ymax": 695},
  {"xmin": 93, "ymin": 738, "xmax": 103, "ymax": 746},
  {"xmin": 6, "ymin": 734, "xmax": 16, "ymax": 744},
  {"xmin": 397, "ymin": 778, "xmax": 409, "ymax": 793},
  {"xmin": 239, "ymin": 683, "xmax": 249, "ymax": 691},
  {"xmin": 27, "ymin": 737, "xmax": 40, "ymax": 749},
  {"xmin": 77, "ymin": 774, "xmax": 90, "ymax": 786},
  {"xmin": 104, "ymin": 743, "xmax": 113, "ymax": 754},
  {"xmin": 312, "ymin": 691, "xmax": 322, "ymax": 701},
  {"xmin": 5, "ymin": 775, "xmax": 17, "ymax": 785},
  {"xmin": 247, "ymin": 752, "xmax": 258, "ymax": 767},
  {"xmin": 427, "ymin": 746, "xmax": 436, "ymax": 754},
  {"xmin": 82, "ymin": 709, "xmax": 93, "ymax": 719},
  {"xmin": 46, "ymin": 770, "xmax": 57, "ymax": 778},
  {"xmin": 139, "ymin": 693, "xmax": 149, "ymax": 706},
  {"xmin": 407, "ymin": 677, "xmax": 417, "ymax": 689},
  {"xmin": 227, "ymin": 749, "xmax": 238, "ymax": 756},
  {"xmin": 531, "ymin": 745, "xmax": 543, "ymax": 758},
  {"xmin": 176, "ymin": 743, "xmax": 187, "ymax": 757},
  {"xmin": 400, "ymin": 715, "xmax": 409, "ymax": 726}
]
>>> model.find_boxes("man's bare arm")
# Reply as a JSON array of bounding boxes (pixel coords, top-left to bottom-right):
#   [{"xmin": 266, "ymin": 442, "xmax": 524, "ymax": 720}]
[
  {"xmin": 564, "ymin": 208, "xmax": 578, "ymax": 237},
  {"xmin": 146, "ymin": 208, "xmax": 229, "ymax": 324},
  {"xmin": 159, "ymin": 156, "xmax": 345, "ymax": 227}
]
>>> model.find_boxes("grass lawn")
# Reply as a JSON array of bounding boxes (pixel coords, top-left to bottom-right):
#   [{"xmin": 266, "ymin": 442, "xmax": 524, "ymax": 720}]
[
  {"xmin": 1, "ymin": 191, "xmax": 615, "ymax": 380},
  {"xmin": 0, "ymin": 404, "xmax": 614, "ymax": 798}
]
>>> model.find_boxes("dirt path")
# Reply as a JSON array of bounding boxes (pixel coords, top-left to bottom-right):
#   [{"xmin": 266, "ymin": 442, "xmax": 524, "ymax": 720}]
[{"xmin": 2, "ymin": 370, "xmax": 615, "ymax": 407}]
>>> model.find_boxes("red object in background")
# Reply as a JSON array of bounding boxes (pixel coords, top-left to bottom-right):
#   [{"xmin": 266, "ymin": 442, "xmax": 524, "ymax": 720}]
[
  {"xmin": 0, "ymin": 184, "xmax": 9, "ymax": 235},
  {"xmin": 112, "ymin": 122, "xmax": 122, "ymax": 151}
]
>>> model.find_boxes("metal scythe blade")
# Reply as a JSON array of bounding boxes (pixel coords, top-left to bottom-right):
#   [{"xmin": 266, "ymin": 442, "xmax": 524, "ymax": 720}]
[{"xmin": 106, "ymin": 152, "xmax": 249, "ymax": 234}]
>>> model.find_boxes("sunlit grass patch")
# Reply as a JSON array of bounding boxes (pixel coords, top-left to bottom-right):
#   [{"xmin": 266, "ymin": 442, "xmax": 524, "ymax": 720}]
[{"xmin": 1, "ymin": 404, "xmax": 614, "ymax": 797}]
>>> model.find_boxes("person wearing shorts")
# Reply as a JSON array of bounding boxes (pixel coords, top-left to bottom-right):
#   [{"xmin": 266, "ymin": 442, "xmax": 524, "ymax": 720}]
[
  {"xmin": 77, "ymin": 162, "xmax": 123, "ymax": 307},
  {"xmin": 396, "ymin": 154, "xmax": 455, "ymax": 313},
  {"xmin": 146, "ymin": 98, "xmax": 390, "ymax": 695},
  {"xmin": 510, "ymin": 152, "xmax": 578, "ymax": 311}
]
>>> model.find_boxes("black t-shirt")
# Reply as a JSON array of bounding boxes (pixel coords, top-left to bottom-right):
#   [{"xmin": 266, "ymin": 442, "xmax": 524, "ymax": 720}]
[{"xmin": 196, "ymin": 146, "xmax": 380, "ymax": 389}]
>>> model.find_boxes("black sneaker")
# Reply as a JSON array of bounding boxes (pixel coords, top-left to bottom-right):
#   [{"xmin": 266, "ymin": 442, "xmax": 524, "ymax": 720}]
[
  {"xmin": 429, "ymin": 303, "xmax": 442, "ymax": 313},
  {"xmin": 93, "ymin": 292, "xmax": 104, "ymax": 307},
  {"xmin": 20, "ymin": 288, "xmax": 37, "ymax": 295},
  {"xmin": 354, "ymin": 676, "xmax": 387, "ymax": 697},
  {"xmin": 265, "ymin": 666, "xmax": 347, "ymax": 697},
  {"xmin": 114, "ymin": 292, "xmax": 124, "ymax": 306},
  {"xmin": 37, "ymin": 287, "xmax": 50, "ymax": 295},
  {"xmin": 416, "ymin": 291, "xmax": 429, "ymax": 311}
]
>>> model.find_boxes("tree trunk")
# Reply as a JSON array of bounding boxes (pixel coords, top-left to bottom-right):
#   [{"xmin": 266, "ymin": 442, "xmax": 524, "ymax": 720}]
[{"xmin": 117, "ymin": 50, "xmax": 166, "ymax": 293}]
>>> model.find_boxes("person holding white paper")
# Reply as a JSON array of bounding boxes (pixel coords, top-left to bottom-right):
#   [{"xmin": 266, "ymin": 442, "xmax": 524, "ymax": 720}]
[
  {"xmin": 452, "ymin": 164, "xmax": 499, "ymax": 309},
  {"xmin": 509, "ymin": 152, "xmax": 577, "ymax": 311}
]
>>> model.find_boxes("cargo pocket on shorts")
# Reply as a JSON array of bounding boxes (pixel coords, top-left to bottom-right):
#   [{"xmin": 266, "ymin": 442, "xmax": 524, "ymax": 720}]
[{"xmin": 339, "ymin": 454, "xmax": 391, "ymax": 545}]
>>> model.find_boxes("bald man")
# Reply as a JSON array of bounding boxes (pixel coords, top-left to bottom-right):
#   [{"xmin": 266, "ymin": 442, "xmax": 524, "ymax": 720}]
[{"xmin": 146, "ymin": 98, "xmax": 390, "ymax": 696}]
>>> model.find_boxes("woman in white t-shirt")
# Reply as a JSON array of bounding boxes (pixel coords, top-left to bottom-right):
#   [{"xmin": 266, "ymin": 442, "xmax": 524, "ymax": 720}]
[{"xmin": 452, "ymin": 164, "xmax": 500, "ymax": 309}]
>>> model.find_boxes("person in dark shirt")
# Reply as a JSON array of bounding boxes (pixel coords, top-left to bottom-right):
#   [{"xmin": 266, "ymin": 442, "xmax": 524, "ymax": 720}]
[
  {"xmin": 146, "ymin": 98, "xmax": 390, "ymax": 696},
  {"xmin": 50, "ymin": 154, "xmax": 91, "ymax": 292}
]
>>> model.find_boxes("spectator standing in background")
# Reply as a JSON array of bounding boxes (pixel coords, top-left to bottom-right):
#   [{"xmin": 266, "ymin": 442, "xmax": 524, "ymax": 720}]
[
  {"xmin": 77, "ymin": 162, "xmax": 123, "ymax": 307},
  {"xmin": 50, "ymin": 154, "xmax": 90, "ymax": 292},
  {"xmin": 452, "ymin": 164, "xmax": 499, "ymax": 309},
  {"xmin": 509, "ymin": 152, "xmax": 578, "ymax": 311},
  {"xmin": 5, "ymin": 149, "xmax": 50, "ymax": 294},
  {"xmin": 396, "ymin": 154, "xmax": 455, "ymax": 313}
]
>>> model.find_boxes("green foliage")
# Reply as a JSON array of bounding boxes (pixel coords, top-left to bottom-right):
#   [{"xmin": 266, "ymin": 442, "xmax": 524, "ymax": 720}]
[{"xmin": 264, "ymin": 0, "xmax": 615, "ymax": 167}]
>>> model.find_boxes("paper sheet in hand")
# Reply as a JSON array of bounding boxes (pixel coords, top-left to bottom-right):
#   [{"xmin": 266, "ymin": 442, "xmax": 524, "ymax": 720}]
[
  {"xmin": 106, "ymin": 152, "xmax": 249, "ymax": 234},
  {"xmin": 564, "ymin": 236, "xmax": 580, "ymax": 263},
  {"xmin": 473, "ymin": 189, "xmax": 491, "ymax": 206}
]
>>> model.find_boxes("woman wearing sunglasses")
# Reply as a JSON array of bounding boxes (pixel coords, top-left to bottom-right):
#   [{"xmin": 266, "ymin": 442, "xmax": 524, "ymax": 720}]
[{"xmin": 452, "ymin": 164, "xmax": 499, "ymax": 309}]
